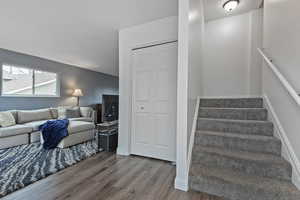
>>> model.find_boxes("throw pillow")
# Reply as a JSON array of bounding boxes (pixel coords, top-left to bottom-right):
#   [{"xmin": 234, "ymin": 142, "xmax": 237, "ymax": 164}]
[
  {"xmin": 50, "ymin": 108, "xmax": 59, "ymax": 119},
  {"xmin": 65, "ymin": 108, "xmax": 81, "ymax": 118},
  {"xmin": 57, "ymin": 106, "xmax": 68, "ymax": 119},
  {"xmin": 17, "ymin": 109, "xmax": 52, "ymax": 124},
  {"xmin": 0, "ymin": 112, "xmax": 16, "ymax": 127}
]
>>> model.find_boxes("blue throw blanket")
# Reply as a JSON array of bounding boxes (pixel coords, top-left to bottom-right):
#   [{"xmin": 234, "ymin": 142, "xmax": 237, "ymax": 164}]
[{"xmin": 39, "ymin": 119, "xmax": 69, "ymax": 150}]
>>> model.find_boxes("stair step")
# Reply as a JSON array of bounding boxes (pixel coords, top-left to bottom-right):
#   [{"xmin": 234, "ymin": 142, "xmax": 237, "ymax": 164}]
[
  {"xmin": 200, "ymin": 98, "xmax": 263, "ymax": 108},
  {"xmin": 199, "ymin": 107, "xmax": 268, "ymax": 121},
  {"xmin": 192, "ymin": 146, "xmax": 292, "ymax": 181},
  {"xmin": 197, "ymin": 118, "xmax": 274, "ymax": 136},
  {"xmin": 189, "ymin": 165, "xmax": 300, "ymax": 200},
  {"xmin": 195, "ymin": 131, "xmax": 281, "ymax": 155}
]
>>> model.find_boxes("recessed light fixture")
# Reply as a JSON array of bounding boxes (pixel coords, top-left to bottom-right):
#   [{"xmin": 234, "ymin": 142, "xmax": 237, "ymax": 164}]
[{"xmin": 223, "ymin": 0, "xmax": 240, "ymax": 12}]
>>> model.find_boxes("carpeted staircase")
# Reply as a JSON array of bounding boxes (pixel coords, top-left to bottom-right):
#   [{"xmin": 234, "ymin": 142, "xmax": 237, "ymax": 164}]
[{"xmin": 189, "ymin": 98, "xmax": 300, "ymax": 200}]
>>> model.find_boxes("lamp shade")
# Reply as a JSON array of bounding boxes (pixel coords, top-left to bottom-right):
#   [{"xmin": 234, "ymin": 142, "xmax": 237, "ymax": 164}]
[{"xmin": 72, "ymin": 89, "xmax": 83, "ymax": 97}]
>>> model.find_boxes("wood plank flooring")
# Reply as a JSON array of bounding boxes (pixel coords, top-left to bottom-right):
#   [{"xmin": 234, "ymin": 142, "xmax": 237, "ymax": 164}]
[{"xmin": 2, "ymin": 152, "xmax": 224, "ymax": 200}]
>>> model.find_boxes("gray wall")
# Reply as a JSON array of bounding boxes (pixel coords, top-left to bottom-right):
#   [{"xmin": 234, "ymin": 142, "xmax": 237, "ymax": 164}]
[{"xmin": 0, "ymin": 48, "xmax": 119, "ymax": 111}]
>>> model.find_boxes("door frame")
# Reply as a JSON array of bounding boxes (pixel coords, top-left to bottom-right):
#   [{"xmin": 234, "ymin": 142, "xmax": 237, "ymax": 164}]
[
  {"xmin": 130, "ymin": 41, "xmax": 178, "ymax": 160},
  {"xmin": 117, "ymin": 16, "xmax": 182, "ymax": 190},
  {"xmin": 118, "ymin": 17, "xmax": 178, "ymax": 157}
]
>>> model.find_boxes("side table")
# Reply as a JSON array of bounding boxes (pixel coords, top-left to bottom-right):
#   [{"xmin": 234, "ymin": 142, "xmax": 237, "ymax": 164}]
[
  {"xmin": 97, "ymin": 129, "xmax": 118, "ymax": 152},
  {"xmin": 96, "ymin": 121, "xmax": 118, "ymax": 152}
]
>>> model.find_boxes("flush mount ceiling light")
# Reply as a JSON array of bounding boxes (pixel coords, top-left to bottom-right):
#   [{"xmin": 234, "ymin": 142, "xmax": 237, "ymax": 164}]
[{"xmin": 223, "ymin": 0, "xmax": 240, "ymax": 12}]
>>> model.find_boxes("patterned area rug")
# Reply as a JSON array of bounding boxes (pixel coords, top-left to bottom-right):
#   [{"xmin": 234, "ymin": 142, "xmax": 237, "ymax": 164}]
[{"xmin": 0, "ymin": 140, "xmax": 100, "ymax": 197}]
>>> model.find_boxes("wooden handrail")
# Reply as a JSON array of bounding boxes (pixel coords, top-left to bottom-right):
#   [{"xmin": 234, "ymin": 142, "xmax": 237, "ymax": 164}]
[{"xmin": 258, "ymin": 48, "xmax": 300, "ymax": 107}]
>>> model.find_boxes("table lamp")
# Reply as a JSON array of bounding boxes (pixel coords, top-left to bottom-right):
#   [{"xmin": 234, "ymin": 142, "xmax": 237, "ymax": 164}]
[{"xmin": 72, "ymin": 89, "xmax": 83, "ymax": 106}]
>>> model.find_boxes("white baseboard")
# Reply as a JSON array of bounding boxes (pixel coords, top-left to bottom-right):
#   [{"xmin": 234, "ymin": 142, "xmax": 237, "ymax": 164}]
[
  {"xmin": 116, "ymin": 148, "xmax": 130, "ymax": 156},
  {"xmin": 175, "ymin": 177, "xmax": 188, "ymax": 191},
  {"xmin": 263, "ymin": 95, "xmax": 300, "ymax": 189}
]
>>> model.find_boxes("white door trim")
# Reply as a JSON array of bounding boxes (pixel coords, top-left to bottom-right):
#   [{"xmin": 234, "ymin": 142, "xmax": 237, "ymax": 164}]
[
  {"xmin": 118, "ymin": 16, "xmax": 179, "ymax": 188},
  {"xmin": 129, "ymin": 41, "xmax": 178, "ymax": 160},
  {"xmin": 117, "ymin": 38, "xmax": 179, "ymax": 157},
  {"xmin": 130, "ymin": 42, "xmax": 177, "ymax": 161}
]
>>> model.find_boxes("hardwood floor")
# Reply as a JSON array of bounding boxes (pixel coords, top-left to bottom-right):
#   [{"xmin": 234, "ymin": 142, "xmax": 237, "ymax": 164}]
[{"xmin": 2, "ymin": 152, "xmax": 223, "ymax": 200}]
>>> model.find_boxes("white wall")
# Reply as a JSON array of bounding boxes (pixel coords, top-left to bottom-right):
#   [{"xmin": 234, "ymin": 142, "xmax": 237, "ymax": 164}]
[
  {"xmin": 187, "ymin": 0, "xmax": 205, "ymax": 145},
  {"xmin": 264, "ymin": 0, "xmax": 300, "ymax": 92},
  {"xmin": 263, "ymin": 63, "xmax": 300, "ymax": 189},
  {"xmin": 202, "ymin": 10, "xmax": 263, "ymax": 97},
  {"xmin": 262, "ymin": 0, "xmax": 300, "ymax": 189},
  {"xmin": 118, "ymin": 16, "xmax": 178, "ymax": 157},
  {"xmin": 176, "ymin": 0, "xmax": 205, "ymax": 191},
  {"xmin": 249, "ymin": 9, "xmax": 263, "ymax": 95}
]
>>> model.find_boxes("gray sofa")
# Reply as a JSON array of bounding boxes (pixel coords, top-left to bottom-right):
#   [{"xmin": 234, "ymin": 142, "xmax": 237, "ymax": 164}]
[{"xmin": 0, "ymin": 107, "xmax": 96, "ymax": 150}]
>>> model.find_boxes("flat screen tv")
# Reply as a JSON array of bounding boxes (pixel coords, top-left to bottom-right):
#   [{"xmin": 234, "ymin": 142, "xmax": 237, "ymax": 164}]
[{"xmin": 102, "ymin": 95, "xmax": 119, "ymax": 122}]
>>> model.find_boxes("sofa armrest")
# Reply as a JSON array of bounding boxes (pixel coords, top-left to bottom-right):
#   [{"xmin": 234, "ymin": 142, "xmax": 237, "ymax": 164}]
[{"xmin": 79, "ymin": 107, "xmax": 96, "ymax": 123}]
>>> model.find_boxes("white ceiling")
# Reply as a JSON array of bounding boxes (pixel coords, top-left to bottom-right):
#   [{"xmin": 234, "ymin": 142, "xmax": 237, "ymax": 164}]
[
  {"xmin": 0, "ymin": 0, "xmax": 178, "ymax": 76},
  {"xmin": 204, "ymin": 0, "xmax": 263, "ymax": 21}
]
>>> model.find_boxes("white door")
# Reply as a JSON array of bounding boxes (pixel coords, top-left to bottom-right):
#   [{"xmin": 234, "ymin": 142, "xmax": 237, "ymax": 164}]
[{"xmin": 131, "ymin": 42, "xmax": 177, "ymax": 162}]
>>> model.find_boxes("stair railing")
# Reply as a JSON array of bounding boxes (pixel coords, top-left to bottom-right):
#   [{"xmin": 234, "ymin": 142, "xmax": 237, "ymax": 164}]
[{"xmin": 258, "ymin": 48, "xmax": 300, "ymax": 107}]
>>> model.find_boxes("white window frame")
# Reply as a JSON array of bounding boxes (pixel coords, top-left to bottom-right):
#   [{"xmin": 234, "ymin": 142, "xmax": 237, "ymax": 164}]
[{"xmin": 1, "ymin": 63, "xmax": 61, "ymax": 98}]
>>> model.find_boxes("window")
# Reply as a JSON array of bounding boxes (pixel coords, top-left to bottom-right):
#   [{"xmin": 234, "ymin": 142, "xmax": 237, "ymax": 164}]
[{"xmin": 2, "ymin": 64, "xmax": 59, "ymax": 97}]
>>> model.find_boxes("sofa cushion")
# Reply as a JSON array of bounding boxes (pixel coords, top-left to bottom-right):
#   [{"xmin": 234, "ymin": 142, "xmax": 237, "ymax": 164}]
[
  {"xmin": 24, "ymin": 120, "xmax": 48, "ymax": 131},
  {"xmin": 17, "ymin": 109, "xmax": 52, "ymax": 124},
  {"xmin": 0, "ymin": 111, "xmax": 16, "ymax": 127},
  {"xmin": 65, "ymin": 108, "xmax": 81, "ymax": 118},
  {"xmin": 68, "ymin": 121, "xmax": 95, "ymax": 134},
  {"xmin": 80, "ymin": 107, "xmax": 93, "ymax": 118},
  {"xmin": 0, "ymin": 125, "xmax": 32, "ymax": 138},
  {"xmin": 69, "ymin": 117, "xmax": 93, "ymax": 122}
]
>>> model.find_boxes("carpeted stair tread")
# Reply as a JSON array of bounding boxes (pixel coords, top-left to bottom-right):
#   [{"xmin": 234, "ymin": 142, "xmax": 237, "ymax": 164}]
[
  {"xmin": 195, "ymin": 130, "xmax": 281, "ymax": 155},
  {"xmin": 200, "ymin": 98, "xmax": 263, "ymax": 108},
  {"xmin": 198, "ymin": 117, "xmax": 273, "ymax": 125},
  {"xmin": 197, "ymin": 118, "xmax": 274, "ymax": 136},
  {"xmin": 193, "ymin": 145, "xmax": 289, "ymax": 165},
  {"xmin": 192, "ymin": 146, "xmax": 292, "ymax": 180},
  {"xmin": 199, "ymin": 107, "xmax": 268, "ymax": 121},
  {"xmin": 196, "ymin": 130, "xmax": 278, "ymax": 141},
  {"xmin": 189, "ymin": 165, "xmax": 300, "ymax": 200}
]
